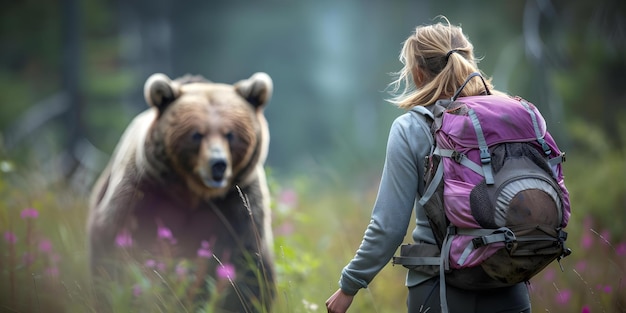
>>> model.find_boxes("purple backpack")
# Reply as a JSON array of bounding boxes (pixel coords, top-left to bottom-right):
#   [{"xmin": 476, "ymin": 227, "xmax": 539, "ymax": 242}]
[{"xmin": 393, "ymin": 73, "xmax": 571, "ymax": 312}]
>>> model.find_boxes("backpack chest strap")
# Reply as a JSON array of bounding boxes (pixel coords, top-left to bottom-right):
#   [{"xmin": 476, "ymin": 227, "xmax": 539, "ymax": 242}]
[{"xmin": 434, "ymin": 147, "xmax": 484, "ymax": 176}]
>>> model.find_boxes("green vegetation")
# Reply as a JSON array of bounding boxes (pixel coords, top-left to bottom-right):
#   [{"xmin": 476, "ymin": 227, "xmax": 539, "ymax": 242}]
[
  {"xmin": 0, "ymin": 131, "xmax": 624, "ymax": 312},
  {"xmin": 1, "ymin": 1, "xmax": 625, "ymax": 312}
]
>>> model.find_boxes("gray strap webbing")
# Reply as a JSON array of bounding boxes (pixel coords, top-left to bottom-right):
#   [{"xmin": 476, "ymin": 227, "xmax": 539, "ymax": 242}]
[
  {"xmin": 392, "ymin": 256, "xmax": 440, "ymax": 266},
  {"xmin": 467, "ymin": 109, "xmax": 494, "ymax": 184},
  {"xmin": 439, "ymin": 227, "xmax": 456, "ymax": 313},
  {"xmin": 418, "ymin": 160, "xmax": 443, "ymax": 207},
  {"xmin": 520, "ymin": 100, "xmax": 565, "ymax": 169},
  {"xmin": 549, "ymin": 153, "xmax": 564, "ymax": 167},
  {"xmin": 456, "ymin": 227, "xmax": 515, "ymax": 266},
  {"xmin": 520, "ymin": 100, "xmax": 552, "ymax": 156},
  {"xmin": 435, "ymin": 147, "xmax": 484, "ymax": 176}
]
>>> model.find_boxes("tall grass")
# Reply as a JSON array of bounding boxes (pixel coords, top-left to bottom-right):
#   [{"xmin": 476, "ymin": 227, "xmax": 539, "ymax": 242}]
[{"xmin": 1, "ymin": 155, "xmax": 625, "ymax": 312}]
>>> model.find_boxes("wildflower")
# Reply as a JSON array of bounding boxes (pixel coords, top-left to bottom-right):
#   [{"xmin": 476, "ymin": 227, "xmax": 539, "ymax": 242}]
[
  {"xmin": 4, "ymin": 231, "xmax": 17, "ymax": 244},
  {"xmin": 175, "ymin": 262, "xmax": 187, "ymax": 279},
  {"xmin": 45, "ymin": 266, "xmax": 59, "ymax": 277},
  {"xmin": 115, "ymin": 229, "xmax": 133, "ymax": 248},
  {"xmin": 216, "ymin": 263, "xmax": 236, "ymax": 280},
  {"xmin": 157, "ymin": 225, "xmax": 173, "ymax": 240},
  {"xmin": 596, "ymin": 284, "xmax": 612, "ymax": 293},
  {"xmin": 21, "ymin": 208, "xmax": 39, "ymax": 219},
  {"xmin": 555, "ymin": 289, "xmax": 572, "ymax": 305},
  {"xmin": 197, "ymin": 240, "xmax": 212, "ymax": 259},
  {"xmin": 38, "ymin": 238, "xmax": 53, "ymax": 253},
  {"xmin": 574, "ymin": 260, "xmax": 587, "ymax": 272},
  {"xmin": 22, "ymin": 252, "xmax": 35, "ymax": 265},
  {"xmin": 156, "ymin": 262, "xmax": 166, "ymax": 272},
  {"xmin": 156, "ymin": 221, "xmax": 177, "ymax": 245},
  {"xmin": 49, "ymin": 253, "xmax": 61, "ymax": 264},
  {"xmin": 581, "ymin": 305, "xmax": 591, "ymax": 313},
  {"xmin": 275, "ymin": 221, "xmax": 295, "ymax": 236},
  {"xmin": 279, "ymin": 188, "xmax": 298, "ymax": 208},
  {"xmin": 581, "ymin": 217, "xmax": 593, "ymax": 249},
  {"xmin": 581, "ymin": 232, "xmax": 593, "ymax": 250},
  {"xmin": 132, "ymin": 284, "xmax": 142, "ymax": 297},
  {"xmin": 616, "ymin": 242, "xmax": 626, "ymax": 256},
  {"xmin": 542, "ymin": 268, "xmax": 555, "ymax": 282},
  {"xmin": 145, "ymin": 259, "xmax": 156, "ymax": 268}
]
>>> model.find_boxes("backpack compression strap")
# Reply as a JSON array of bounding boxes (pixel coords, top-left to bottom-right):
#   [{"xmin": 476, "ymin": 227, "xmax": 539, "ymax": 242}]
[
  {"xmin": 519, "ymin": 100, "xmax": 566, "ymax": 167},
  {"xmin": 468, "ymin": 109, "xmax": 495, "ymax": 184},
  {"xmin": 426, "ymin": 108, "xmax": 495, "ymax": 186}
]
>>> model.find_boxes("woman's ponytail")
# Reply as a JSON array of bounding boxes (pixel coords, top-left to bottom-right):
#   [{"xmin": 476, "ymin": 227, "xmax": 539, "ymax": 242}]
[{"xmin": 387, "ymin": 18, "xmax": 500, "ymax": 109}]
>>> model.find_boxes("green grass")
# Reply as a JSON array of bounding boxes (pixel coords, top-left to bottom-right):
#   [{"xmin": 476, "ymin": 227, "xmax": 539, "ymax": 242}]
[{"xmin": 0, "ymin": 160, "xmax": 625, "ymax": 313}]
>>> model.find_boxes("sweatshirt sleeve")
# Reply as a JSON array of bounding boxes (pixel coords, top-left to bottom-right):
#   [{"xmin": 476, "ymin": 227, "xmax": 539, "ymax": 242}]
[{"xmin": 338, "ymin": 112, "xmax": 431, "ymax": 295}]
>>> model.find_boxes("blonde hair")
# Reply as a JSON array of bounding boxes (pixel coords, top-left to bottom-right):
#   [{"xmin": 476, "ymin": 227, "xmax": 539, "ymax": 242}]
[{"xmin": 387, "ymin": 17, "xmax": 502, "ymax": 109}]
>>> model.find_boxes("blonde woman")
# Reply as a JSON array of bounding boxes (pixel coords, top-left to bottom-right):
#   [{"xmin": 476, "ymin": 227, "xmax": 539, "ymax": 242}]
[{"xmin": 326, "ymin": 18, "xmax": 531, "ymax": 313}]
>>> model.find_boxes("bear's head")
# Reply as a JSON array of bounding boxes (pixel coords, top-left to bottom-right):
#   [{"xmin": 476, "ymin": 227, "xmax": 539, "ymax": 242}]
[{"xmin": 142, "ymin": 72, "xmax": 272, "ymax": 198}]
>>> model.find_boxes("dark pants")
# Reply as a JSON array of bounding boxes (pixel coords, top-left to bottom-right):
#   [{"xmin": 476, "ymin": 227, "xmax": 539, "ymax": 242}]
[{"xmin": 407, "ymin": 277, "xmax": 531, "ymax": 313}]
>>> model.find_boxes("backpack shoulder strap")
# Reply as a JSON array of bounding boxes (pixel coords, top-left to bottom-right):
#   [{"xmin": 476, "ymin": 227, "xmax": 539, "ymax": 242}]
[{"xmin": 410, "ymin": 101, "xmax": 447, "ymax": 134}]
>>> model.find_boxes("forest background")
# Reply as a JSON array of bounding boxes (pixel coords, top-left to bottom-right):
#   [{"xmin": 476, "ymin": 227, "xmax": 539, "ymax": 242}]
[{"xmin": 1, "ymin": 0, "xmax": 625, "ymax": 312}]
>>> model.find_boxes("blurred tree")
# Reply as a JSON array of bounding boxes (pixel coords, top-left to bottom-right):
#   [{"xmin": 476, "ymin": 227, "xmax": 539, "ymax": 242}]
[{"xmin": 1, "ymin": 0, "xmax": 625, "ymax": 184}]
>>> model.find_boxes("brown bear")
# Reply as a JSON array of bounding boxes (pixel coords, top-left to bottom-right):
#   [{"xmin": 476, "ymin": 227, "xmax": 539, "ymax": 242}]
[{"xmin": 87, "ymin": 72, "xmax": 275, "ymax": 312}]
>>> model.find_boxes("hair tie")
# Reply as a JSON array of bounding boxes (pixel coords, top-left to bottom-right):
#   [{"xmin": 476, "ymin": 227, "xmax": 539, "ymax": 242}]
[{"xmin": 445, "ymin": 49, "xmax": 460, "ymax": 61}]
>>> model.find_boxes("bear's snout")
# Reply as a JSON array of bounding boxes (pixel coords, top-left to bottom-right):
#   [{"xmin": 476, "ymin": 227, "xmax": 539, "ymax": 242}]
[
  {"xmin": 197, "ymin": 142, "xmax": 232, "ymax": 189},
  {"xmin": 210, "ymin": 158, "xmax": 227, "ymax": 182}
]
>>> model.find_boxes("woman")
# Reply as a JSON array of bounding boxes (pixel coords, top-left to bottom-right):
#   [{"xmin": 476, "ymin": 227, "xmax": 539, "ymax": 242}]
[{"xmin": 325, "ymin": 18, "xmax": 531, "ymax": 313}]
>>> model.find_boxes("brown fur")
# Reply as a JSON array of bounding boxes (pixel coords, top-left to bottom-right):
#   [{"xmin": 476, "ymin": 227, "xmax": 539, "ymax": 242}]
[{"xmin": 87, "ymin": 73, "xmax": 274, "ymax": 312}]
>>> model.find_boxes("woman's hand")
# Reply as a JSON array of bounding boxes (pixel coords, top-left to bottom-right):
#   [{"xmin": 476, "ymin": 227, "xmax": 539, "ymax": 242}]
[{"xmin": 326, "ymin": 289, "xmax": 354, "ymax": 313}]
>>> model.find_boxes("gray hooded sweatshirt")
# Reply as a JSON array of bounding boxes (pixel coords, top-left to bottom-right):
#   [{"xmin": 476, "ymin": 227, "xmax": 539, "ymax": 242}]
[{"xmin": 339, "ymin": 107, "xmax": 437, "ymax": 295}]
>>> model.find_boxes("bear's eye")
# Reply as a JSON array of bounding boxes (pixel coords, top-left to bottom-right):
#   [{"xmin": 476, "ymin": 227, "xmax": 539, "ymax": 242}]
[
  {"xmin": 191, "ymin": 131, "xmax": 204, "ymax": 142},
  {"xmin": 225, "ymin": 132, "xmax": 235, "ymax": 143}
]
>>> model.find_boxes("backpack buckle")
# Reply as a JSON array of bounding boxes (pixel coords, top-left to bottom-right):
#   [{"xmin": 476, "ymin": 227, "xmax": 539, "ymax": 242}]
[
  {"xmin": 479, "ymin": 148, "xmax": 491, "ymax": 165},
  {"xmin": 451, "ymin": 150, "xmax": 465, "ymax": 163},
  {"xmin": 502, "ymin": 228, "xmax": 518, "ymax": 254},
  {"xmin": 472, "ymin": 237, "xmax": 486, "ymax": 248}
]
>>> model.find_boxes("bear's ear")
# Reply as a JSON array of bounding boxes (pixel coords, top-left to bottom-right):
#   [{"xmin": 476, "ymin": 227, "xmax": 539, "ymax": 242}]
[
  {"xmin": 234, "ymin": 72, "xmax": 273, "ymax": 110},
  {"xmin": 144, "ymin": 73, "xmax": 181, "ymax": 112}
]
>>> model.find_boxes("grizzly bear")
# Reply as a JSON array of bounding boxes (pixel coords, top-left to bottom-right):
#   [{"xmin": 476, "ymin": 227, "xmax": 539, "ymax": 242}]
[{"xmin": 87, "ymin": 72, "xmax": 275, "ymax": 312}]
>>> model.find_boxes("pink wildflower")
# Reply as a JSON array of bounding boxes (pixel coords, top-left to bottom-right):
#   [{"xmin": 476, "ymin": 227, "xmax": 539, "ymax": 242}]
[
  {"xmin": 132, "ymin": 284, "xmax": 142, "ymax": 297},
  {"xmin": 542, "ymin": 268, "xmax": 555, "ymax": 282},
  {"xmin": 279, "ymin": 188, "xmax": 298, "ymax": 208},
  {"xmin": 581, "ymin": 232, "xmax": 593, "ymax": 250},
  {"xmin": 156, "ymin": 221, "xmax": 177, "ymax": 244},
  {"xmin": 197, "ymin": 240, "xmax": 212, "ymax": 258},
  {"xmin": 49, "ymin": 253, "xmax": 61, "ymax": 264},
  {"xmin": 4, "ymin": 231, "xmax": 17, "ymax": 244},
  {"xmin": 555, "ymin": 289, "xmax": 572, "ymax": 305},
  {"xmin": 581, "ymin": 217, "xmax": 593, "ymax": 249},
  {"xmin": 176, "ymin": 263, "xmax": 187, "ymax": 278},
  {"xmin": 275, "ymin": 221, "xmax": 295, "ymax": 236},
  {"xmin": 21, "ymin": 208, "xmax": 39, "ymax": 219},
  {"xmin": 45, "ymin": 266, "xmax": 59, "ymax": 277},
  {"xmin": 145, "ymin": 259, "xmax": 156, "ymax": 268},
  {"xmin": 156, "ymin": 262, "xmax": 166, "ymax": 272},
  {"xmin": 22, "ymin": 252, "xmax": 35, "ymax": 265},
  {"xmin": 115, "ymin": 229, "xmax": 133, "ymax": 248},
  {"xmin": 38, "ymin": 238, "xmax": 53, "ymax": 253},
  {"xmin": 157, "ymin": 225, "xmax": 173, "ymax": 240},
  {"xmin": 581, "ymin": 305, "xmax": 591, "ymax": 313},
  {"xmin": 216, "ymin": 263, "xmax": 236, "ymax": 280},
  {"xmin": 596, "ymin": 284, "xmax": 612, "ymax": 293}
]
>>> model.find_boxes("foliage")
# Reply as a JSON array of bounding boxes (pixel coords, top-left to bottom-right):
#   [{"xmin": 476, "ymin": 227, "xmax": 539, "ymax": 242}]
[
  {"xmin": 1, "ymin": 135, "xmax": 626, "ymax": 312},
  {"xmin": 1, "ymin": 1, "xmax": 625, "ymax": 312}
]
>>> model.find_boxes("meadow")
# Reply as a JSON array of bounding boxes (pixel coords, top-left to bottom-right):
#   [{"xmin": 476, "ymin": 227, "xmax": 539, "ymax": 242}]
[{"xmin": 1, "ymin": 120, "xmax": 625, "ymax": 313}]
